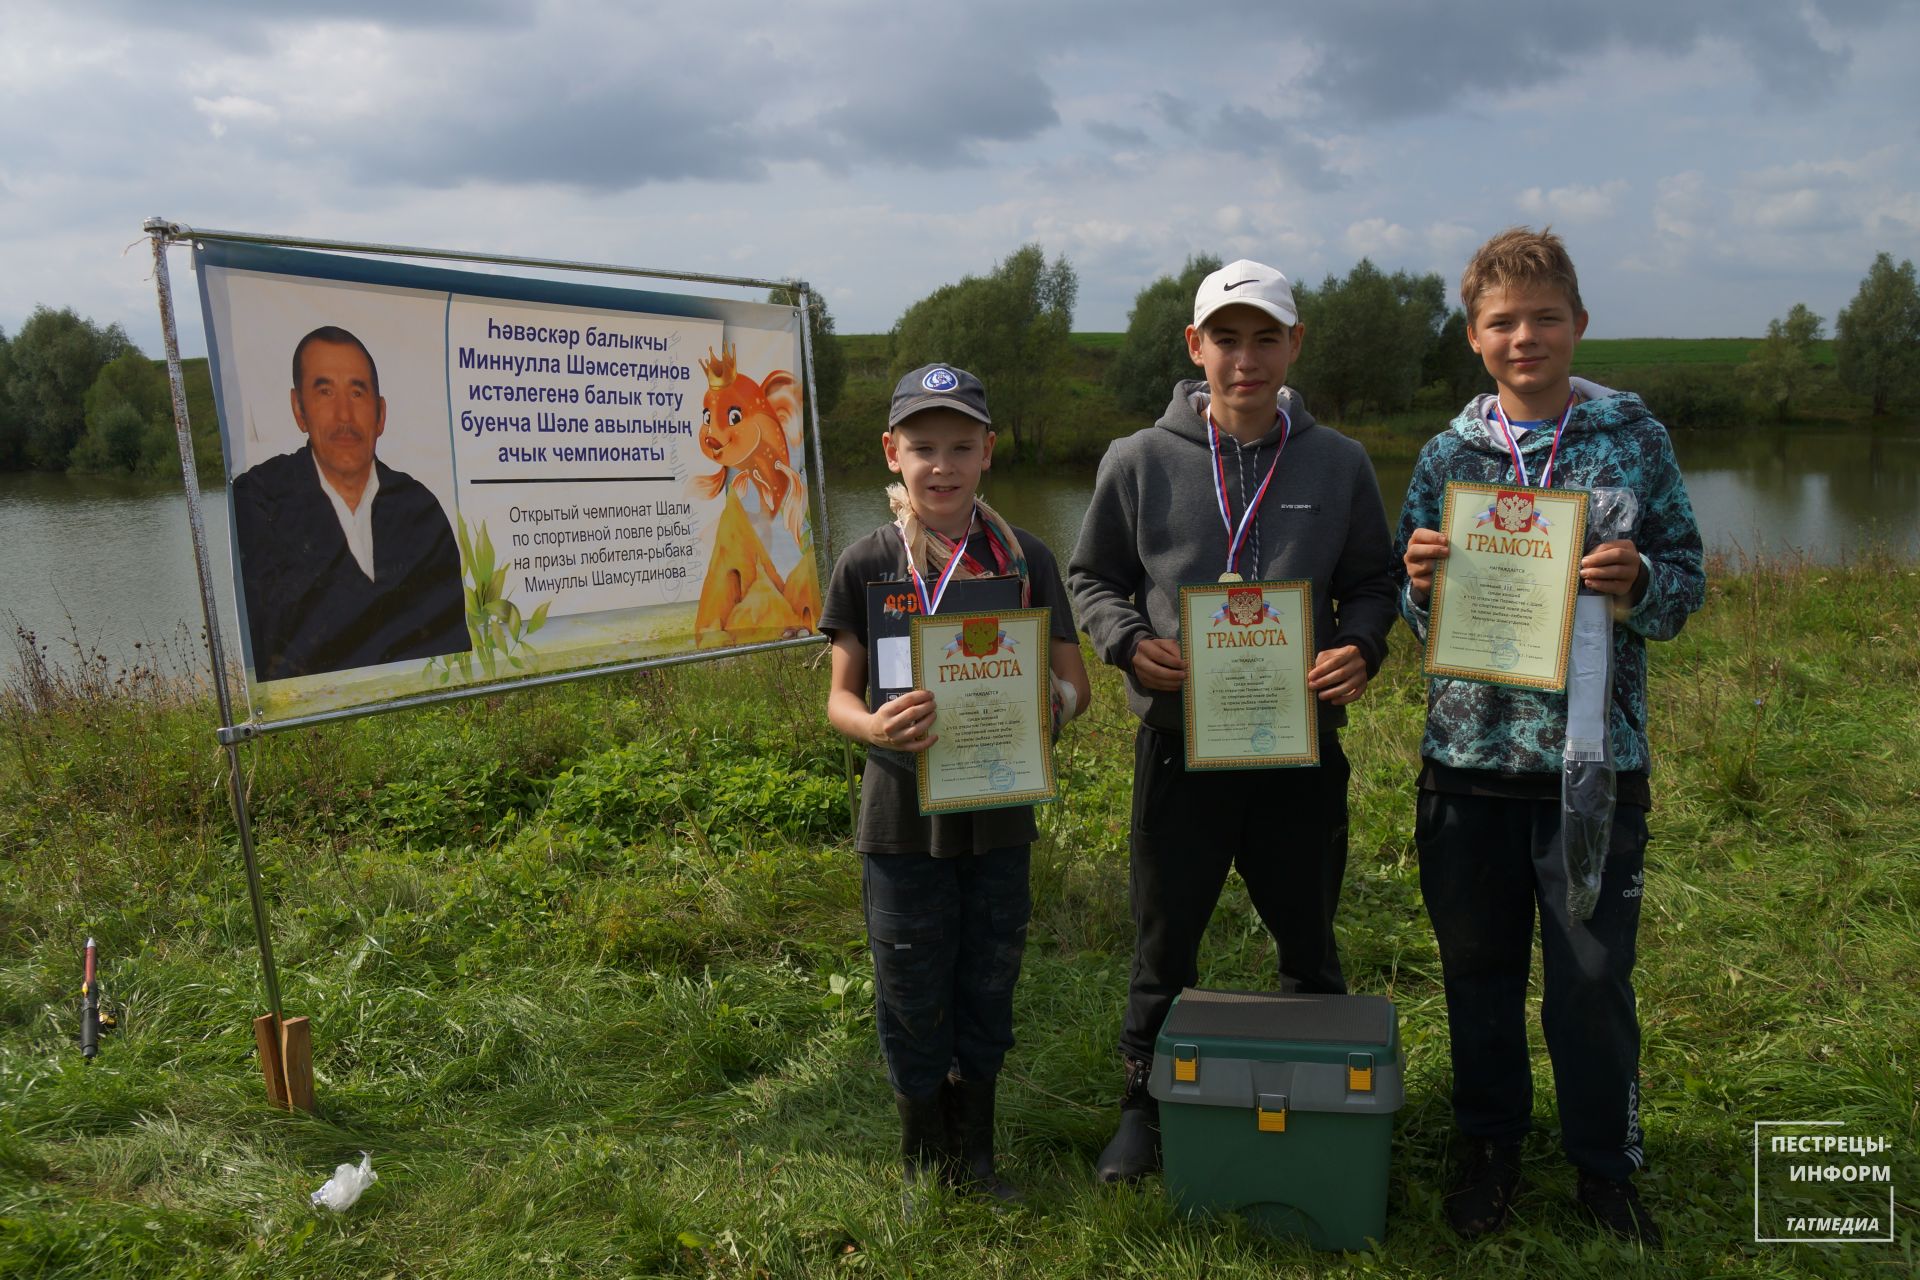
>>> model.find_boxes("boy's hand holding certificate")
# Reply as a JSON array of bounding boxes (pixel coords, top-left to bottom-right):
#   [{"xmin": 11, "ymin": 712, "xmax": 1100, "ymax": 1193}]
[
  {"xmin": 909, "ymin": 607, "xmax": 1056, "ymax": 814},
  {"xmin": 1424, "ymin": 481, "xmax": 1589, "ymax": 691}
]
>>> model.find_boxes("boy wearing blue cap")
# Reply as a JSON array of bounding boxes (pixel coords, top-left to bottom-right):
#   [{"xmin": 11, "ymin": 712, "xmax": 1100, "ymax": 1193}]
[{"xmin": 822, "ymin": 364, "xmax": 1090, "ymax": 1207}]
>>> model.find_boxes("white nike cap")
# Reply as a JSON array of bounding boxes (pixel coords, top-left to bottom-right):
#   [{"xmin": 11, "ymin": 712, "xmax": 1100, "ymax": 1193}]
[{"xmin": 1192, "ymin": 259, "xmax": 1299, "ymax": 329}]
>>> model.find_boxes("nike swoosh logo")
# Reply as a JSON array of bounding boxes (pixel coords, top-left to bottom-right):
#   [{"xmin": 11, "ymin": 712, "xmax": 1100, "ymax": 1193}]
[{"xmin": 1221, "ymin": 279, "xmax": 1258, "ymax": 291}]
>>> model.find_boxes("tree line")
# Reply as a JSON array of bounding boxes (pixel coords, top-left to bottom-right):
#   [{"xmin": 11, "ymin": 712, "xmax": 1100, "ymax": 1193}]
[
  {"xmin": 0, "ymin": 307, "xmax": 192, "ymax": 475},
  {"xmin": 1742, "ymin": 253, "xmax": 1920, "ymax": 420},
  {"xmin": 0, "ymin": 291, "xmax": 846, "ymax": 482},
  {"xmin": 874, "ymin": 245, "xmax": 1919, "ymax": 458},
  {"xmin": 5, "ymin": 252, "xmax": 1915, "ymax": 477},
  {"xmin": 1102, "ymin": 253, "xmax": 1491, "ymax": 422}
]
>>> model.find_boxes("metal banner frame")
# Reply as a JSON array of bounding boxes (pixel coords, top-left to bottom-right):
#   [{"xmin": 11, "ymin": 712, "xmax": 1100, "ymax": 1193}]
[{"xmin": 144, "ymin": 218, "xmax": 839, "ymax": 1106}]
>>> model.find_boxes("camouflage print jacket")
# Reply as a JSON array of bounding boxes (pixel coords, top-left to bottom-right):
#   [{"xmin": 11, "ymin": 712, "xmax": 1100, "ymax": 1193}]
[{"xmin": 1392, "ymin": 379, "xmax": 1706, "ymax": 776}]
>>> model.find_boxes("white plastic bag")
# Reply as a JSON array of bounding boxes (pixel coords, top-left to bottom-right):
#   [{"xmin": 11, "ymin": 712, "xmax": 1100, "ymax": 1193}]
[
  {"xmin": 310, "ymin": 1152, "xmax": 377, "ymax": 1212},
  {"xmin": 1562, "ymin": 487, "xmax": 1639, "ymax": 920}
]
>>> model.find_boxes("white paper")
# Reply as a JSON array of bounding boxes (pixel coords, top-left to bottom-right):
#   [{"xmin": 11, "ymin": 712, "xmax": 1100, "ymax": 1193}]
[
  {"xmin": 878, "ymin": 636, "xmax": 912, "ymax": 689},
  {"xmin": 1564, "ymin": 594, "xmax": 1612, "ymax": 760}
]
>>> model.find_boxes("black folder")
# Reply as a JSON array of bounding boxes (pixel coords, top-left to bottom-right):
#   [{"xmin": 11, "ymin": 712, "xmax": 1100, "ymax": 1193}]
[{"xmin": 863, "ymin": 575, "xmax": 1023, "ymax": 709}]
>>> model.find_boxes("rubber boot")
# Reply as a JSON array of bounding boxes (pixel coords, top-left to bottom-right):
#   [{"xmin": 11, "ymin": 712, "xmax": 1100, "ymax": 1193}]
[
  {"xmin": 895, "ymin": 1090, "xmax": 948, "ymax": 1219},
  {"xmin": 1444, "ymin": 1138, "xmax": 1523, "ymax": 1239},
  {"xmin": 943, "ymin": 1073, "xmax": 1024, "ymax": 1205},
  {"xmin": 1577, "ymin": 1169, "xmax": 1663, "ymax": 1249},
  {"xmin": 1094, "ymin": 1056, "xmax": 1160, "ymax": 1183}
]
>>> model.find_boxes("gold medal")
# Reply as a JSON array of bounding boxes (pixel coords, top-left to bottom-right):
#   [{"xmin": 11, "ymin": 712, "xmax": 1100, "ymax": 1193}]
[{"xmin": 1218, "ymin": 572, "xmax": 1242, "ymax": 583}]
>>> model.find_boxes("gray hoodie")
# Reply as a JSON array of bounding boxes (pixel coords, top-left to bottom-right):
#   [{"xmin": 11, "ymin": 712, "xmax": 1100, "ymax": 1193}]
[{"xmin": 1069, "ymin": 380, "xmax": 1398, "ymax": 734}]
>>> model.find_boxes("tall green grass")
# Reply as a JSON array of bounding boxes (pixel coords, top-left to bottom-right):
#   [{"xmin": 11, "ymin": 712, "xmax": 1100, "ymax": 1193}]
[{"xmin": 2, "ymin": 556, "xmax": 1915, "ymax": 1277}]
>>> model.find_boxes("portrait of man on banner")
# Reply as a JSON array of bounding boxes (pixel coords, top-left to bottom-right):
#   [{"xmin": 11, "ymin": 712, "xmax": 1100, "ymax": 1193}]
[{"xmin": 231, "ymin": 325, "xmax": 469, "ymax": 681}]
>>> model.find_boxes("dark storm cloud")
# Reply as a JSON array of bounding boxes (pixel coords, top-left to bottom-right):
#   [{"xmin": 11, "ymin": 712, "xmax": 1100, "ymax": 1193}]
[
  {"xmin": 91, "ymin": 0, "xmax": 526, "ymax": 35},
  {"xmin": 95, "ymin": 0, "xmax": 1878, "ymax": 197},
  {"xmin": 1147, "ymin": 92, "xmax": 1197, "ymax": 134},
  {"xmin": 15, "ymin": 0, "xmax": 1906, "ymax": 202},
  {"xmin": 1210, "ymin": 107, "xmax": 1347, "ymax": 192},
  {"xmin": 1138, "ymin": 95, "xmax": 1346, "ymax": 192},
  {"xmin": 1086, "ymin": 120, "xmax": 1150, "ymax": 148},
  {"xmin": 815, "ymin": 55, "xmax": 1059, "ymax": 167},
  {"xmin": 342, "ymin": 82, "xmax": 784, "ymax": 190},
  {"xmin": 1284, "ymin": 0, "xmax": 1857, "ymax": 121},
  {"xmin": 146, "ymin": 5, "xmax": 1063, "ymax": 190}
]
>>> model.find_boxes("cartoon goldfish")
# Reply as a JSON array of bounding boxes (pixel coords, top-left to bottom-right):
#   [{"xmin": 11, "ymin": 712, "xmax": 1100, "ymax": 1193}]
[
  {"xmin": 695, "ymin": 487, "xmax": 808, "ymax": 646},
  {"xmin": 696, "ymin": 342, "xmax": 808, "ymax": 545}
]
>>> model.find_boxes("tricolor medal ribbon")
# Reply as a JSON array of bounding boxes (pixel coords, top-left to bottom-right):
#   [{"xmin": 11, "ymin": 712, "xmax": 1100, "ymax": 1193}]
[
  {"xmin": 1207, "ymin": 409, "xmax": 1291, "ymax": 580},
  {"xmin": 900, "ymin": 504, "xmax": 976, "ymax": 615},
  {"xmin": 1489, "ymin": 392, "xmax": 1577, "ymax": 489}
]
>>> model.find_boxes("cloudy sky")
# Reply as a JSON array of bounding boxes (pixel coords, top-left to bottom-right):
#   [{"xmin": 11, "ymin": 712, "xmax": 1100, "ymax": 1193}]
[{"xmin": 4, "ymin": 1, "xmax": 1916, "ymax": 356}]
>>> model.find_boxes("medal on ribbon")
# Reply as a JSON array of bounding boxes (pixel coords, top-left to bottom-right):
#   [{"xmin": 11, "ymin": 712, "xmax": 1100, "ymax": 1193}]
[
  {"xmin": 1490, "ymin": 392, "xmax": 1577, "ymax": 489},
  {"xmin": 1208, "ymin": 410, "xmax": 1290, "ymax": 582},
  {"xmin": 899, "ymin": 504, "xmax": 976, "ymax": 615}
]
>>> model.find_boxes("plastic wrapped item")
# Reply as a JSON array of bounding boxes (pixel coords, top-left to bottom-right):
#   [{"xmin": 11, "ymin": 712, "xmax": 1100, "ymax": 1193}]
[
  {"xmin": 1563, "ymin": 488, "xmax": 1638, "ymax": 920},
  {"xmin": 310, "ymin": 1152, "xmax": 377, "ymax": 1212}
]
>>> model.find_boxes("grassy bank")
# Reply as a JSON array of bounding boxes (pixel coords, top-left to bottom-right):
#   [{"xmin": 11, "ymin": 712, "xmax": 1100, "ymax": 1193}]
[{"xmin": 2, "ymin": 556, "xmax": 1917, "ymax": 1278}]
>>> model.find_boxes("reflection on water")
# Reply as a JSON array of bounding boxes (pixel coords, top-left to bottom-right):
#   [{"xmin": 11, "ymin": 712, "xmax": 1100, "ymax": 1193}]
[
  {"xmin": 3, "ymin": 424, "xmax": 1916, "ymax": 671},
  {"xmin": 828, "ymin": 424, "xmax": 1920, "ymax": 569},
  {"xmin": 0, "ymin": 471, "xmax": 236, "ymax": 665},
  {"xmin": 1667, "ymin": 427, "xmax": 1920, "ymax": 564}
]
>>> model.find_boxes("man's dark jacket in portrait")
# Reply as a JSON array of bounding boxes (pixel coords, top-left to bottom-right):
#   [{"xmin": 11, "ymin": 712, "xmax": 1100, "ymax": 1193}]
[{"xmin": 232, "ymin": 444, "xmax": 469, "ymax": 680}]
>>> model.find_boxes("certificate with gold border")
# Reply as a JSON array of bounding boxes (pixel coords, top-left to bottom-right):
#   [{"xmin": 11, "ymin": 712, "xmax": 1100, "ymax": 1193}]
[
  {"xmin": 1424, "ymin": 481, "xmax": 1589, "ymax": 691},
  {"xmin": 911, "ymin": 607, "xmax": 1056, "ymax": 815},
  {"xmin": 1179, "ymin": 579, "xmax": 1318, "ymax": 770}
]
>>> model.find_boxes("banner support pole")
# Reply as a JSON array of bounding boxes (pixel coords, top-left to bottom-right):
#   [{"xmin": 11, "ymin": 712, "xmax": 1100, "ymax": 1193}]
[
  {"xmin": 146, "ymin": 219, "xmax": 306, "ymax": 1108},
  {"xmin": 795, "ymin": 286, "xmax": 856, "ymax": 828},
  {"xmin": 794, "ymin": 285, "xmax": 833, "ymax": 563}
]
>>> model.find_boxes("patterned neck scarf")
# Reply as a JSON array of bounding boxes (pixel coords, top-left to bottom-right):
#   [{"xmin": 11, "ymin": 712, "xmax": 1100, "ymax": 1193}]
[{"xmin": 887, "ymin": 483, "xmax": 1031, "ymax": 607}]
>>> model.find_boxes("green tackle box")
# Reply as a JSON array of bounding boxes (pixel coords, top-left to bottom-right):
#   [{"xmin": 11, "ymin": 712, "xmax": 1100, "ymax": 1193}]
[{"xmin": 1150, "ymin": 988, "xmax": 1403, "ymax": 1251}]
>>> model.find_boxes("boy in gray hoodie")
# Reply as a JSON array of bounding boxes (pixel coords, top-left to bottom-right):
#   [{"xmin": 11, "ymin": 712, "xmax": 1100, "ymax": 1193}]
[{"xmin": 1068, "ymin": 260, "xmax": 1398, "ymax": 1182}]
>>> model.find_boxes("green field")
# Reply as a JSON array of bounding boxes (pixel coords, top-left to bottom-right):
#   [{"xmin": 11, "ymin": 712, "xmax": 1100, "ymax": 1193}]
[
  {"xmin": 1579, "ymin": 338, "xmax": 1835, "ymax": 369},
  {"xmin": 1579, "ymin": 338, "xmax": 1758, "ymax": 366},
  {"xmin": 2, "ymin": 555, "xmax": 1915, "ymax": 1277}
]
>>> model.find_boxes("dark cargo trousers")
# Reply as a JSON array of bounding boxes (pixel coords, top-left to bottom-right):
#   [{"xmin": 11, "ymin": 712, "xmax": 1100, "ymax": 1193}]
[
  {"xmin": 862, "ymin": 846, "xmax": 1032, "ymax": 1098},
  {"xmin": 1119, "ymin": 724, "xmax": 1352, "ymax": 1065},
  {"xmin": 1415, "ymin": 790, "xmax": 1649, "ymax": 1181}
]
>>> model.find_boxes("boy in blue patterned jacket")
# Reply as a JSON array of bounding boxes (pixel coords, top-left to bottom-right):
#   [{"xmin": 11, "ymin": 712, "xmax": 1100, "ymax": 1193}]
[{"xmin": 1395, "ymin": 228, "xmax": 1704, "ymax": 1248}]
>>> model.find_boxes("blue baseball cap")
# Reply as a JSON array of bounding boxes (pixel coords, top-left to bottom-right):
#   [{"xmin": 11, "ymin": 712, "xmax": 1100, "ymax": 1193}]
[{"xmin": 888, "ymin": 363, "xmax": 992, "ymax": 428}]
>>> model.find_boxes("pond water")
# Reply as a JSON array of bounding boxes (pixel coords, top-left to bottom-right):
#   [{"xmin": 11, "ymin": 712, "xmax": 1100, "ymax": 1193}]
[{"xmin": 3, "ymin": 424, "xmax": 1915, "ymax": 672}]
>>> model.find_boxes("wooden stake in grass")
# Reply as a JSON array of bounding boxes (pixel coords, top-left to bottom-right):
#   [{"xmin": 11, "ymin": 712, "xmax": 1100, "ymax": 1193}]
[{"xmin": 252, "ymin": 1012, "xmax": 314, "ymax": 1113}]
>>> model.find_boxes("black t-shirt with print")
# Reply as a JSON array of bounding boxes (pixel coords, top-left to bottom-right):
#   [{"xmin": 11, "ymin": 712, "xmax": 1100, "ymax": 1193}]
[{"xmin": 821, "ymin": 523, "xmax": 1077, "ymax": 856}]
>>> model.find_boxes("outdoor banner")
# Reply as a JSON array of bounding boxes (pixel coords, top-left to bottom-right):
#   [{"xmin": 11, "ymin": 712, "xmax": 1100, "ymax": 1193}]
[{"xmin": 195, "ymin": 240, "xmax": 823, "ymax": 724}]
